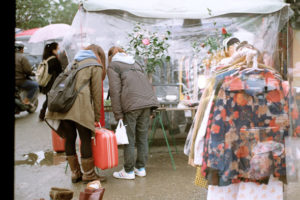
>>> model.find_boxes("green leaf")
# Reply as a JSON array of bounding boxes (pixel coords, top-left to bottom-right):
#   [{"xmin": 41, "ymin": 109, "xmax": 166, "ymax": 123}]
[{"xmin": 166, "ymin": 56, "xmax": 171, "ymax": 62}]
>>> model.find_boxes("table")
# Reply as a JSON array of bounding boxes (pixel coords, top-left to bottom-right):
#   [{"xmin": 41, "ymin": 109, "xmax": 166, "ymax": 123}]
[{"xmin": 148, "ymin": 106, "xmax": 197, "ymax": 170}]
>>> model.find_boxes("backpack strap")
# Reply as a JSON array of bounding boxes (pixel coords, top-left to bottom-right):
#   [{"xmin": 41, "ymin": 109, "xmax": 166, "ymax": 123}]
[
  {"xmin": 45, "ymin": 55, "xmax": 56, "ymax": 62},
  {"xmin": 110, "ymin": 61, "xmax": 144, "ymax": 75},
  {"xmin": 74, "ymin": 59, "xmax": 103, "ymax": 93},
  {"xmin": 77, "ymin": 61, "xmax": 102, "ymax": 71}
]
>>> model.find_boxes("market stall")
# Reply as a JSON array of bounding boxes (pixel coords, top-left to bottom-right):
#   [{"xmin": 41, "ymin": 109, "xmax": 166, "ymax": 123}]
[
  {"xmin": 62, "ymin": 0, "xmax": 294, "ymax": 132},
  {"xmin": 63, "ymin": 0, "xmax": 292, "ymax": 97},
  {"xmin": 62, "ymin": 1, "xmax": 300, "ymax": 199}
]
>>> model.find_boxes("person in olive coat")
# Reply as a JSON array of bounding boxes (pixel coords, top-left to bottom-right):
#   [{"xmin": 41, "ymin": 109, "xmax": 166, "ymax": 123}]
[{"xmin": 45, "ymin": 44, "xmax": 107, "ymax": 184}]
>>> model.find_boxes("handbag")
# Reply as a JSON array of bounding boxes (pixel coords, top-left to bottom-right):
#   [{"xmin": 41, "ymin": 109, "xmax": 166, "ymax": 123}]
[
  {"xmin": 115, "ymin": 119, "xmax": 129, "ymax": 145},
  {"xmin": 194, "ymin": 166, "xmax": 208, "ymax": 189},
  {"xmin": 79, "ymin": 188, "xmax": 105, "ymax": 200}
]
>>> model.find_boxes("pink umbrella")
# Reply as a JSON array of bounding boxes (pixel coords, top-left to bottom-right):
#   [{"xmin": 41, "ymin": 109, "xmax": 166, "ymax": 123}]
[{"xmin": 28, "ymin": 23, "xmax": 72, "ymax": 43}]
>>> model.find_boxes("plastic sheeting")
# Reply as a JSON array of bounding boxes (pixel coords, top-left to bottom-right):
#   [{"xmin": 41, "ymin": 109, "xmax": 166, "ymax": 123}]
[
  {"xmin": 62, "ymin": 5, "xmax": 292, "ymax": 98},
  {"xmin": 61, "ymin": 4, "xmax": 293, "ymax": 133},
  {"xmin": 82, "ymin": 0, "xmax": 289, "ymax": 19}
]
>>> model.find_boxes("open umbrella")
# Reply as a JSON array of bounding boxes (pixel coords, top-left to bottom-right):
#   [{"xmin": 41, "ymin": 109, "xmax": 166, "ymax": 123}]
[{"xmin": 28, "ymin": 23, "xmax": 72, "ymax": 43}]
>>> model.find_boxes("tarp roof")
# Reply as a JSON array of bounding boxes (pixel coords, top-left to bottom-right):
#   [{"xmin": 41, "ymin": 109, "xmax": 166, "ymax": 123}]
[
  {"xmin": 82, "ymin": 0, "xmax": 289, "ymax": 19},
  {"xmin": 15, "ymin": 28, "xmax": 40, "ymax": 37}
]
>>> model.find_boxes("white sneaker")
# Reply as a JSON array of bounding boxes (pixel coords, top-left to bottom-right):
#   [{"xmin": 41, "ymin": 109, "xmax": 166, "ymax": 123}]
[
  {"xmin": 113, "ymin": 168, "xmax": 135, "ymax": 180},
  {"xmin": 134, "ymin": 167, "xmax": 146, "ymax": 177}
]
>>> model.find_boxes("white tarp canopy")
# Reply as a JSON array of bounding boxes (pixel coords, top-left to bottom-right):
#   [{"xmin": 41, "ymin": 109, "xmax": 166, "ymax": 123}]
[
  {"xmin": 63, "ymin": 0, "xmax": 293, "ymax": 96},
  {"xmin": 82, "ymin": 0, "xmax": 289, "ymax": 19},
  {"xmin": 64, "ymin": 0, "xmax": 294, "ymax": 134}
]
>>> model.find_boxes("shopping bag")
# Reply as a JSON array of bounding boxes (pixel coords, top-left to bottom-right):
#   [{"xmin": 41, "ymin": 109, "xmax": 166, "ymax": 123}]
[
  {"xmin": 115, "ymin": 119, "xmax": 129, "ymax": 145},
  {"xmin": 79, "ymin": 188, "xmax": 105, "ymax": 200},
  {"xmin": 194, "ymin": 166, "xmax": 208, "ymax": 189}
]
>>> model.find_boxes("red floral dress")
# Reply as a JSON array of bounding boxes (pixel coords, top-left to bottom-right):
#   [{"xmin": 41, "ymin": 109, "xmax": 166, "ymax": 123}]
[{"xmin": 201, "ymin": 69, "xmax": 300, "ymax": 186}]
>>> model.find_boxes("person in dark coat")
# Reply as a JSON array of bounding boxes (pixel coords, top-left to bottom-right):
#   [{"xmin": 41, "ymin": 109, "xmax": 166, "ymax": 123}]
[
  {"xmin": 39, "ymin": 42, "xmax": 63, "ymax": 121},
  {"xmin": 107, "ymin": 46, "xmax": 159, "ymax": 180},
  {"xmin": 15, "ymin": 41, "xmax": 39, "ymax": 106}
]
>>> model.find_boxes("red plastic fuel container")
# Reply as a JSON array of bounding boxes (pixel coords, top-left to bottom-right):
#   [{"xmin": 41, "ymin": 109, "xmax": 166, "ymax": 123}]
[
  {"xmin": 51, "ymin": 130, "xmax": 66, "ymax": 153},
  {"xmin": 92, "ymin": 126, "xmax": 118, "ymax": 170}
]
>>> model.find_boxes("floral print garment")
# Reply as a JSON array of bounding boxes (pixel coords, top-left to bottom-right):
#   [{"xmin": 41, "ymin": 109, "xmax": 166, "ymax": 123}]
[{"xmin": 206, "ymin": 69, "xmax": 300, "ymax": 185}]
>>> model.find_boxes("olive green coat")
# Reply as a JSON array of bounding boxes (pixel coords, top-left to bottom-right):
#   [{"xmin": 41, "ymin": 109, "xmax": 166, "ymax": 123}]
[{"xmin": 45, "ymin": 58, "xmax": 103, "ymax": 137}]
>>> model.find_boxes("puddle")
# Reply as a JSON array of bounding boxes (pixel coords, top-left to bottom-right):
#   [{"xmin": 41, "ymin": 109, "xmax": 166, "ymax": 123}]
[{"xmin": 15, "ymin": 150, "xmax": 66, "ymax": 166}]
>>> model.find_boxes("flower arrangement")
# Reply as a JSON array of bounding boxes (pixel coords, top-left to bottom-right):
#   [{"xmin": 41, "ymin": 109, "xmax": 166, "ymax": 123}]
[
  {"xmin": 192, "ymin": 8, "xmax": 232, "ymax": 55},
  {"xmin": 192, "ymin": 26, "xmax": 232, "ymax": 55},
  {"xmin": 126, "ymin": 23, "xmax": 171, "ymax": 74}
]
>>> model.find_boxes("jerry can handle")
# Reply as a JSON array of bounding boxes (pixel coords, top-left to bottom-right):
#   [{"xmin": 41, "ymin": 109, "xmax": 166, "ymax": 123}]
[{"xmin": 92, "ymin": 122, "xmax": 102, "ymax": 146}]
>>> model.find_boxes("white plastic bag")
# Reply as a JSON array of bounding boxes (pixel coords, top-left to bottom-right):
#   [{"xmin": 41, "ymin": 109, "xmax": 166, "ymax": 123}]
[{"xmin": 115, "ymin": 120, "xmax": 129, "ymax": 145}]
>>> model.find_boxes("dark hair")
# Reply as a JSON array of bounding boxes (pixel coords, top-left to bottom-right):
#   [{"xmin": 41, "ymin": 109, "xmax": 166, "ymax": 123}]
[
  {"xmin": 42, "ymin": 42, "xmax": 58, "ymax": 60},
  {"xmin": 227, "ymin": 37, "xmax": 240, "ymax": 47},
  {"xmin": 15, "ymin": 46, "xmax": 24, "ymax": 52}
]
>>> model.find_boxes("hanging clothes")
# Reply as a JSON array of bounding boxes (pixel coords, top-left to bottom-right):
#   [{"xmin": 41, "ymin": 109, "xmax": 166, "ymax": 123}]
[
  {"xmin": 186, "ymin": 54, "xmax": 300, "ymax": 192},
  {"xmin": 208, "ymin": 69, "xmax": 287, "ymax": 185},
  {"xmin": 193, "ymin": 68, "xmax": 240, "ymax": 166},
  {"xmin": 203, "ymin": 68, "xmax": 300, "ymax": 186},
  {"xmin": 187, "ymin": 77, "xmax": 216, "ymax": 165}
]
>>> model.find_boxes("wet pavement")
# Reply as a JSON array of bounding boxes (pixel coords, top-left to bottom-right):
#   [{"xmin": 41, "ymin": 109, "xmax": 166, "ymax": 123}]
[{"xmin": 14, "ymin": 94, "xmax": 300, "ymax": 200}]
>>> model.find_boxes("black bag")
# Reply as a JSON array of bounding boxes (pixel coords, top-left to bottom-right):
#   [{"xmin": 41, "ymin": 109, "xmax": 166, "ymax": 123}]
[{"xmin": 47, "ymin": 59, "xmax": 102, "ymax": 113}]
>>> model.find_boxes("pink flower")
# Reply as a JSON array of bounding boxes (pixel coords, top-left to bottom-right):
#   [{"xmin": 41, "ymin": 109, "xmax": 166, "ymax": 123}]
[{"xmin": 142, "ymin": 38, "xmax": 150, "ymax": 45}]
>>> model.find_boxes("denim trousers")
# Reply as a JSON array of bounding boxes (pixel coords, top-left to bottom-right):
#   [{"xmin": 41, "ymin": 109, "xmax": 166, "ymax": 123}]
[
  {"xmin": 123, "ymin": 108, "xmax": 151, "ymax": 172},
  {"xmin": 19, "ymin": 79, "xmax": 39, "ymax": 100}
]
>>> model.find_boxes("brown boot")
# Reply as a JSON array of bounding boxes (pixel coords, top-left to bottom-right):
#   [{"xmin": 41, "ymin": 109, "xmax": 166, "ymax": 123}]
[
  {"xmin": 81, "ymin": 157, "xmax": 107, "ymax": 183},
  {"xmin": 66, "ymin": 155, "xmax": 82, "ymax": 183},
  {"xmin": 49, "ymin": 187, "xmax": 73, "ymax": 200}
]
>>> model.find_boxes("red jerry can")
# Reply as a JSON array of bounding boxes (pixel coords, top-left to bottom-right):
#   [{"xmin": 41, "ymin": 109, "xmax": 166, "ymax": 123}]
[
  {"xmin": 51, "ymin": 130, "xmax": 66, "ymax": 153},
  {"xmin": 92, "ymin": 127, "xmax": 118, "ymax": 170}
]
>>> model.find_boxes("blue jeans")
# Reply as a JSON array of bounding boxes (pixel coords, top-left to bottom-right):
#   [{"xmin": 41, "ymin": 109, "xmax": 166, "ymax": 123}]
[
  {"xmin": 123, "ymin": 108, "xmax": 151, "ymax": 172},
  {"xmin": 19, "ymin": 79, "xmax": 39, "ymax": 100}
]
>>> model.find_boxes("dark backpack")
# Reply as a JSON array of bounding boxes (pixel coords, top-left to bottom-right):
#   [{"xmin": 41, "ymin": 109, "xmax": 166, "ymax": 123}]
[{"xmin": 47, "ymin": 59, "xmax": 102, "ymax": 113}]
